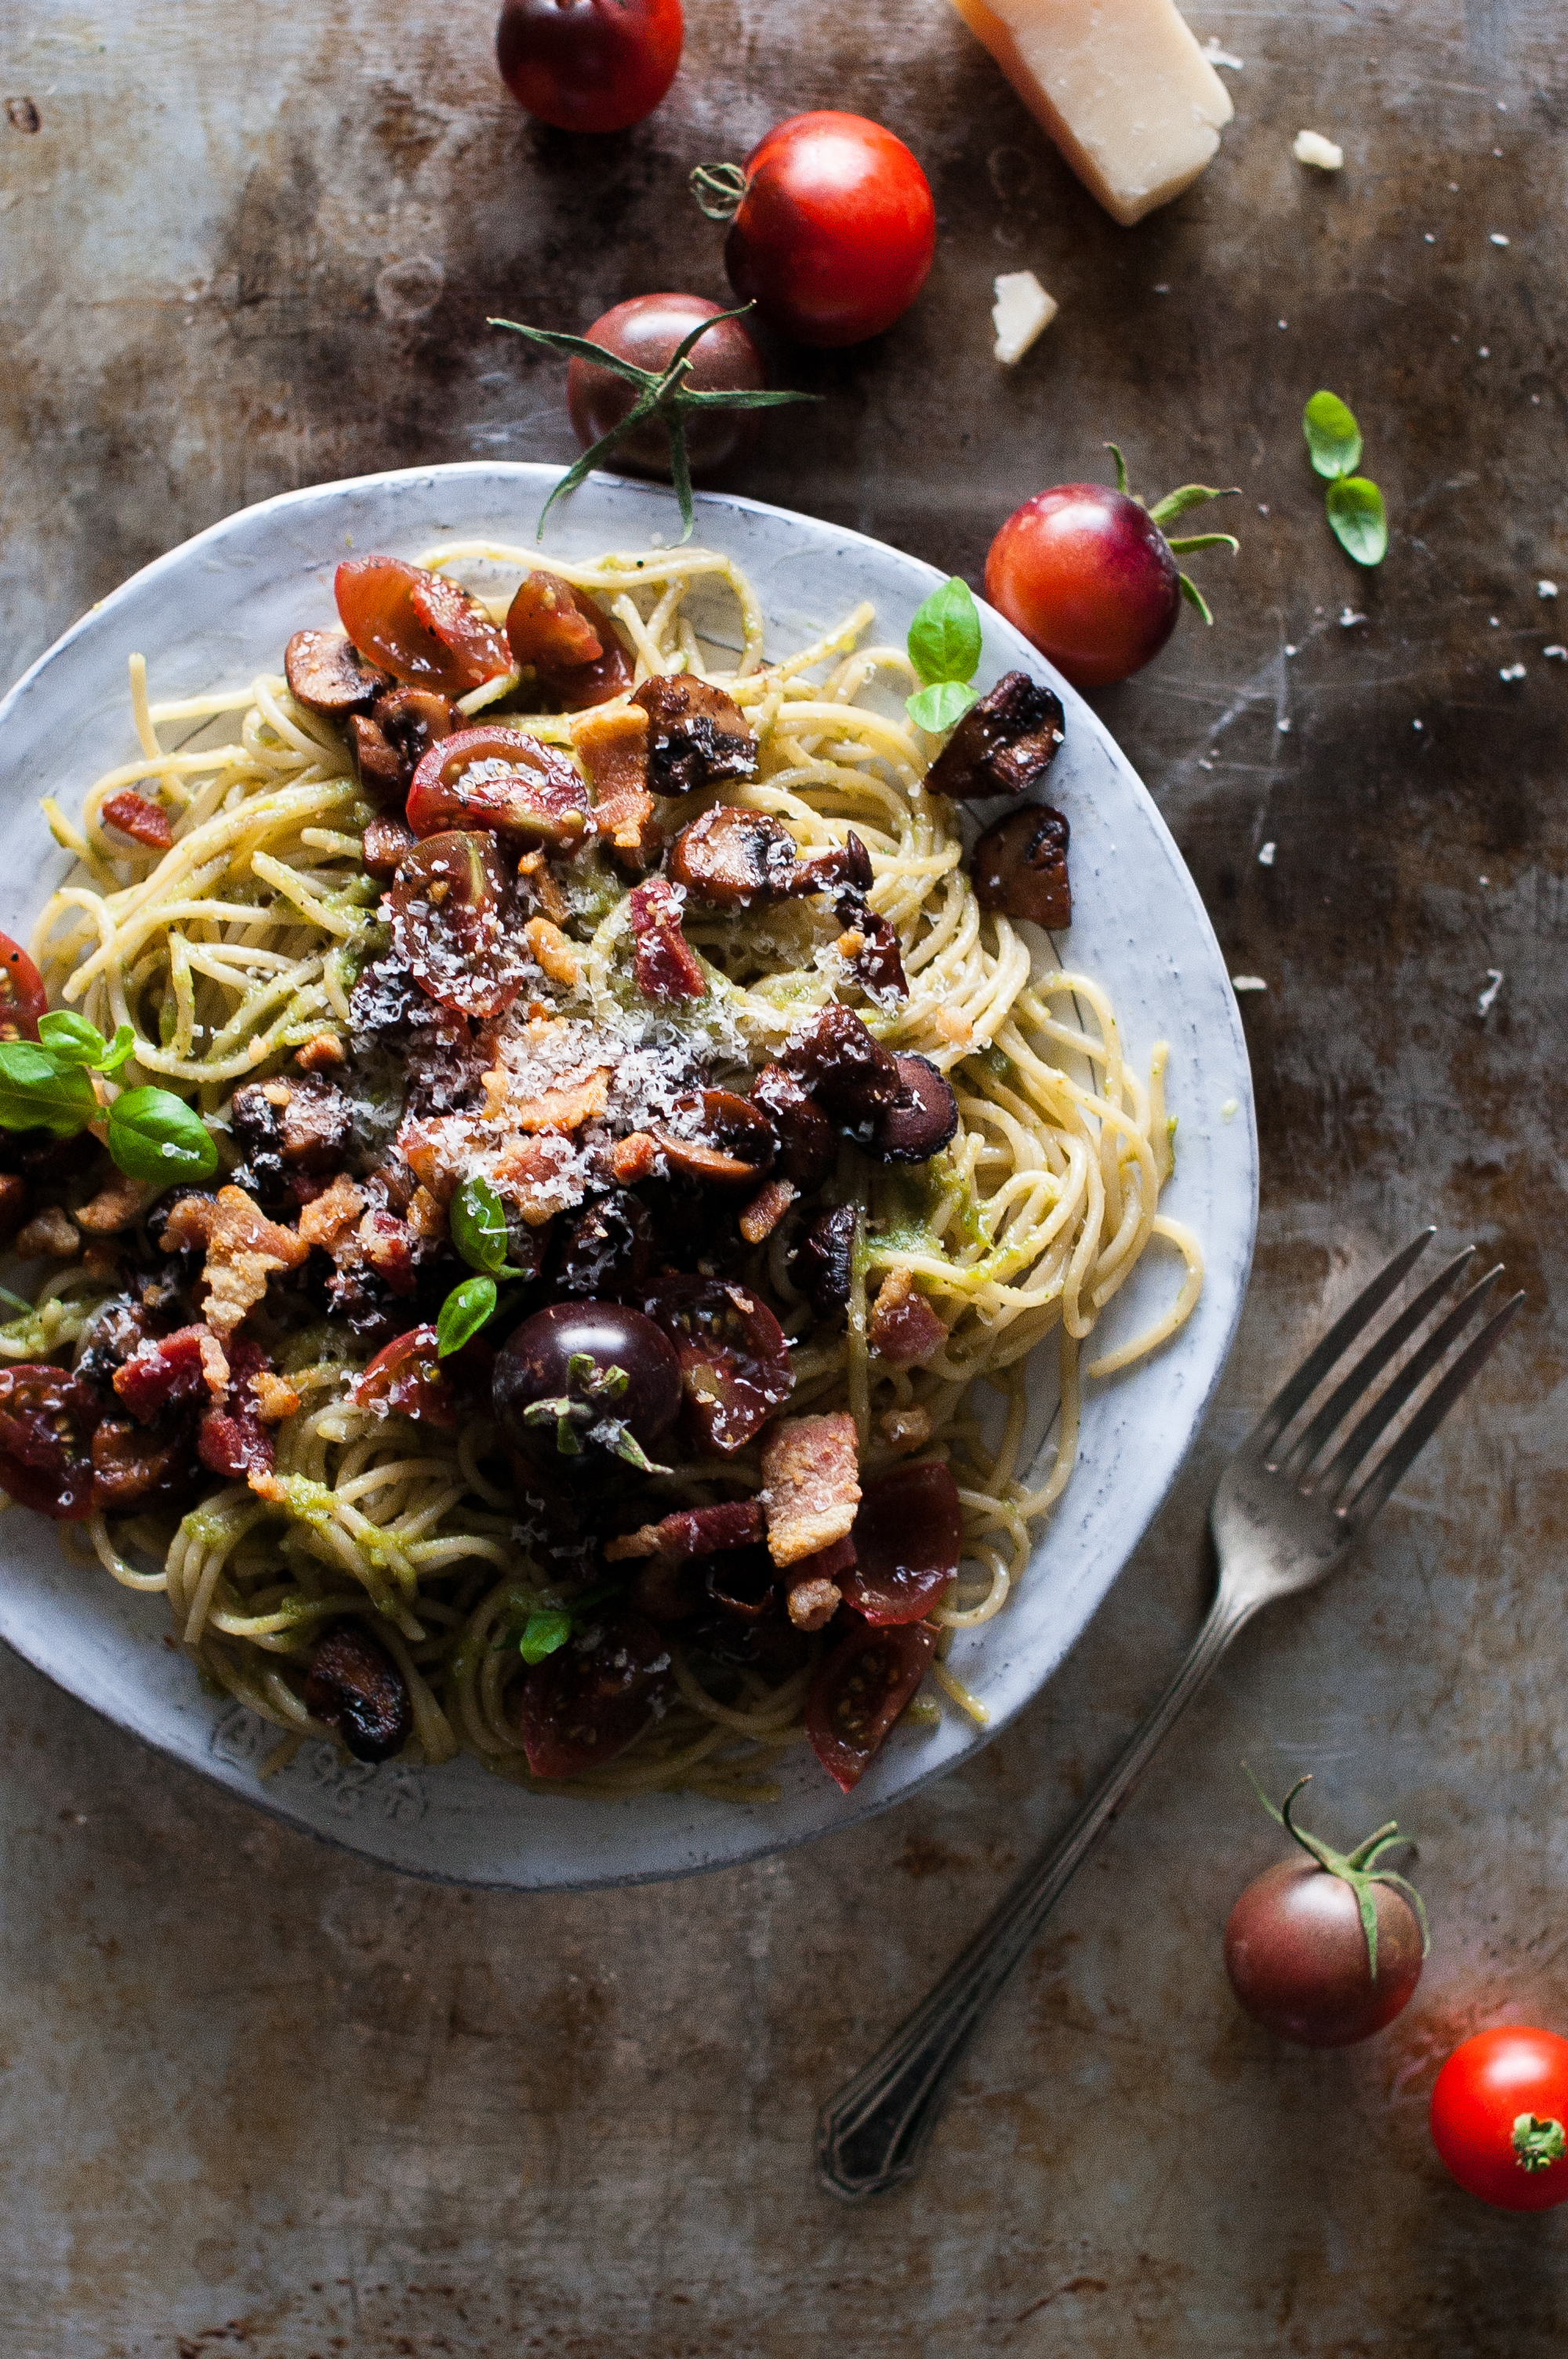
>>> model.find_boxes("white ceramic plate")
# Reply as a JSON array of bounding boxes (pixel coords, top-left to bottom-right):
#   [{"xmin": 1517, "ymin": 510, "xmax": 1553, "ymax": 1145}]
[{"xmin": 0, "ymin": 463, "xmax": 1256, "ymax": 1888}]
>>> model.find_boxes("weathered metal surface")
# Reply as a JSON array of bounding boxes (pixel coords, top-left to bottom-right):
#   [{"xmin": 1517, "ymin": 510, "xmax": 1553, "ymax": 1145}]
[{"xmin": 1, "ymin": 0, "xmax": 1564, "ymax": 2350}]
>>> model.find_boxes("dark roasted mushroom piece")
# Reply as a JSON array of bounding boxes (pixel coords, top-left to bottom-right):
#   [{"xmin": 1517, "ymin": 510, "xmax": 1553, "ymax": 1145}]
[
  {"xmin": 230, "ymin": 1075, "xmax": 351, "ymax": 1206},
  {"xmin": 648, "ymin": 1089, "xmax": 778, "ymax": 1186},
  {"xmin": 793, "ymin": 1203, "xmax": 857, "ymax": 1316},
  {"xmin": 924, "ymin": 671, "xmax": 1065, "ymax": 801},
  {"xmin": 971, "ymin": 803, "xmax": 1072, "ymax": 931},
  {"xmin": 303, "ymin": 1622, "xmax": 414, "ymax": 1763},
  {"xmin": 782, "ymin": 1002, "xmax": 902, "ymax": 1138},
  {"xmin": 872, "ymin": 1053, "xmax": 960, "ymax": 1164},
  {"xmin": 835, "ymin": 894, "xmax": 908, "ymax": 1001},
  {"xmin": 284, "ymin": 629, "xmax": 393, "ymax": 717},
  {"xmin": 791, "ymin": 830, "xmax": 874, "ymax": 898},
  {"xmin": 554, "ymin": 1190, "xmax": 655, "ymax": 1298},
  {"xmin": 349, "ymin": 685, "xmax": 456, "ymax": 807},
  {"xmin": 667, "ymin": 805, "xmax": 799, "ymax": 907},
  {"xmin": 631, "ymin": 674, "xmax": 758, "ymax": 795},
  {"xmin": 751, "ymin": 1063, "xmax": 836, "ymax": 1192}
]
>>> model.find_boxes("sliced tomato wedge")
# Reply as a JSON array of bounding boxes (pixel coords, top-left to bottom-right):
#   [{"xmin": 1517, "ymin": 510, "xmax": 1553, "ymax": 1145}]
[
  {"xmin": 0, "ymin": 932, "xmax": 46, "ymax": 1043},
  {"xmin": 353, "ymin": 1326, "xmax": 458, "ymax": 1427},
  {"xmin": 0, "ymin": 1363, "xmax": 103, "ymax": 1518},
  {"xmin": 642, "ymin": 1276, "xmax": 793, "ymax": 1456},
  {"xmin": 805, "ymin": 1615, "xmax": 938, "ymax": 1792},
  {"xmin": 405, "ymin": 725, "xmax": 590, "ymax": 848},
  {"xmin": 517, "ymin": 1608, "xmax": 673, "ymax": 1777},
  {"xmin": 505, "ymin": 571, "xmax": 633, "ymax": 711},
  {"xmin": 335, "ymin": 557, "xmax": 510, "ymax": 697},
  {"xmin": 841, "ymin": 1461, "xmax": 962, "ymax": 1625},
  {"xmin": 389, "ymin": 830, "xmax": 523, "ymax": 1020}
]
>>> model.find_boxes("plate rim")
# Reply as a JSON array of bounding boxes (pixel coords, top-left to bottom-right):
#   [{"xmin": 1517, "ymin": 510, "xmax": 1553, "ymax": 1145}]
[{"xmin": 0, "ymin": 459, "xmax": 1258, "ymax": 1888}]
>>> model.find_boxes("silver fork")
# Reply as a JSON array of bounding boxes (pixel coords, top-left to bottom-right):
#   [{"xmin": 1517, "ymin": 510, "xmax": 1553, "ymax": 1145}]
[{"xmin": 817, "ymin": 1230, "xmax": 1523, "ymax": 2201}]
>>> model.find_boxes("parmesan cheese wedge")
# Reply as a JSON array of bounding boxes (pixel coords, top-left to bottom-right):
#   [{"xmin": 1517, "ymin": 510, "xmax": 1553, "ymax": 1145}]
[
  {"xmin": 945, "ymin": 0, "xmax": 1234, "ymax": 227},
  {"xmin": 992, "ymin": 270, "xmax": 1058, "ymax": 362}
]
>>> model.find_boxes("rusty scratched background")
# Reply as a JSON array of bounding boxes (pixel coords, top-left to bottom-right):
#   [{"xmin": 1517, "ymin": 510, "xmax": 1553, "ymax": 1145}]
[{"xmin": 2, "ymin": 0, "xmax": 1566, "ymax": 2351}]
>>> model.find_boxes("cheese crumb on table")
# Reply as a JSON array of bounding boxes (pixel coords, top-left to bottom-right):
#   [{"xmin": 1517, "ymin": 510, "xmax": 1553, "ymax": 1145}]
[
  {"xmin": 992, "ymin": 269, "xmax": 1058, "ymax": 363},
  {"xmin": 1231, "ymin": 974, "xmax": 1269, "ymax": 994},
  {"xmin": 1293, "ymin": 130, "xmax": 1344, "ymax": 170},
  {"xmin": 1537, "ymin": 580, "xmax": 1558, "ymax": 598},
  {"xmin": 944, "ymin": 0, "xmax": 1232, "ymax": 227}
]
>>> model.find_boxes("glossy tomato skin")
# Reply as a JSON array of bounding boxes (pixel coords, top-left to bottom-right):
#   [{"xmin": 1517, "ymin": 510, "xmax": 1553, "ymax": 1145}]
[
  {"xmin": 496, "ymin": 0, "xmax": 683, "ymax": 136},
  {"xmin": 567, "ymin": 295, "xmax": 767, "ymax": 475},
  {"xmin": 1431, "ymin": 2029, "xmax": 1568, "ymax": 2211},
  {"xmin": 806, "ymin": 1615, "xmax": 938, "ymax": 1791},
  {"xmin": 0, "ymin": 933, "xmax": 45, "ymax": 1041},
  {"xmin": 842, "ymin": 1461, "xmax": 962, "ymax": 1625},
  {"xmin": 725, "ymin": 112, "xmax": 935, "ymax": 348},
  {"xmin": 985, "ymin": 486, "xmax": 1181, "ymax": 689},
  {"xmin": 1224, "ymin": 1859, "xmax": 1424, "ymax": 2048}
]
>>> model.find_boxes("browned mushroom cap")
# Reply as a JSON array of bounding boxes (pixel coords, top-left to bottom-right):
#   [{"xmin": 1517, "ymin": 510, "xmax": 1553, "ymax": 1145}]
[
  {"xmin": 285, "ymin": 628, "xmax": 393, "ymax": 716},
  {"xmin": 752, "ymin": 1063, "xmax": 836, "ymax": 1191},
  {"xmin": 648, "ymin": 1089, "xmax": 778, "ymax": 1186},
  {"xmin": 790, "ymin": 831, "xmax": 874, "ymax": 897},
  {"xmin": 871, "ymin": 1054, "xmax": 959, "ymax": 1164},
  {"xmin": 925, "ymin": 671, "xmax": 1065, "ymax": 801},
  {"xmin": 793, "ymin": 1203, "xmax": 856, "ymax": 1315},
  {"xmin": 782, "ymin": 1002, "xmax": 902, "ymax": 1136},
  {"xmin": 834, "ymin": 894, "xmax": 908, "ymax": 1001},
  {"xmin": 303, "ymin": 1622, "xmax": 412, "ymax": 1762},
  {"xmin": 667, "ymin": 805, "xmax": 799, "ymax": 907},
  {"xmin": 632, "ymin": 674, "xmax": 758, "ymax": 795},
  {"xmin": 971, "ymin": 803, "xmax": 1071, "ymax": 930},
  {"xmin": 349, "ymin": 685, "xmax": 456, "ymax": 807}
]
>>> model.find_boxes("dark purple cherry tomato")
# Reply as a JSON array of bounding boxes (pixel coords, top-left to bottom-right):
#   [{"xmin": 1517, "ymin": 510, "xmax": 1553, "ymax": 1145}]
[
  {"xmin": 0, "ymin": 1364, "xmax": 103, "ymax": 1519},
  {"xmin": 985, "ymin": 487, "xmax": 1181, "ymax": 689},
  {"xmin": 805, "ymin": 1614, "xmax": 937, "ymax": 1791},
  {"xmin": 518, "ymin": 1608, "xmax": 674, "ymax": 1778},
  {"xmin": 568, "ymin": 294, "xmax": 767, "ymax": 475},
  {"xmin": 642, "ymin": 1275, "xmax": 793, "ymax": 1456},
  {"xmin": 405, "ymin": 725, "xmax": 590, "ymax": 849},
  {"xmin": 843, "ymin": 1461, "xmax": 962, "ymax": 1625},
  {"xmin": 389, "ymin": 831, "xmax": 521, "ymax": 1021},
  {"xmin": 720, "ymin": 112, "xmax": 935, "ymax": 348},
  {"xmin": 0, "ymin": 932, "xmax": 46, "ymax": 1042},
  {"xmin": 492, "ymin": 1300, "xmax": 682, "ymax": 1473},
  {"xmin": 496, "ymin": 0, "xmax": 684, "ymax": 136},
  {"xmin": 504, "ymin": 572, "xmax": 634, "ymax": 711},
  {"xmin": 335, "ymin": 557, "xmax": 511, "ymax": 699},
  {"xmin": 1225, "ymin": 1857, "xmax": 1425, "ymax": 2048}
]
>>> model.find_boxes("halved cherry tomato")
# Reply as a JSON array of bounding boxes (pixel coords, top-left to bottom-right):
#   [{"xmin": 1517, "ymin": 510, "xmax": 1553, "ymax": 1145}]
[
  {"xmin": 505, "ymin": 572, "xmax": 633, "ymax": 711},
  {"xmin": 405, "ymin": 726, "xmax": 590, "ymax": 848},
  {"xmin": 805, "ymin": 1614, "xmax": 938, "ymax": 1791},
  {"xmin": 1431, "ymin": 2028, "xmax": 1568, "ymax": 2211},
  {"xmin": 642, "ymin": 1275, "xmax": 793, "ymax": 1454},
  {"xmin": 389, "ymin": 831, "xmax": 523, "ymax": 1020},
  {"xmin": 0, "ymin": 1364, "xmax": 103, "ymax": 1518},
  {"xmin": 354, "ymin": 1326, "xmax": 459, "ymax": 1427},
  {"xmin": 517, "ymin": 1608, "xmax": 673, "ymax": 1777},
  {"xmin": 335, "ymin": 558, "xmax": 511, "ymax": 698},
  {"xmin": 0, "ymin": 932, "xmax": 45, "ymax": 1043},
  {"xmin": 842, "ymin": 1461, "xmax": 961, "ymax": 1625}
]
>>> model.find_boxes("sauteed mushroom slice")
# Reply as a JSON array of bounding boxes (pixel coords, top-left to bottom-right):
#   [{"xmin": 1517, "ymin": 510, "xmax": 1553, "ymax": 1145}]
[
  {"xmin": 925, "ymin": 670, "xmax": 1065, "ymax": 801},
  {"xmin": 793, "ymin": 1204, "xmax": 857, "ymax": 1315},
  {"xmin": 632, "ymin": 674, "xmax": 758, "ymax": 795},
  {"xmin": 303, "ymin": 1622, "xmax": 413, "ymax": 1763},
  {"xmin": 285, "ymin": 629, "xmax": 392, "ymax": 717},
  {"xmin": 667, "ymin": 805, "xmax": 799, "ymax": 907},
  {"xmin": 871, "ymin": 1053, "xmax": 959, "ymax": 1164},
  {"xmin": 782, "ymin": 1003, "xmax": 902, "ymax": 1136},
  {"xmin": 349, "ymin": 685, "xmax": 456, "ymax": 807},
  {"xmin": 752, "ymin": 1064, "xmax": 836, "ymax": 1191},
  {"xmin": 648, "ymin": 1089, "xmax": 778, "ymax": 1186},
  {"xmin": 971, "ymin": 803, "xmax": 1072, "ymax": 930}
]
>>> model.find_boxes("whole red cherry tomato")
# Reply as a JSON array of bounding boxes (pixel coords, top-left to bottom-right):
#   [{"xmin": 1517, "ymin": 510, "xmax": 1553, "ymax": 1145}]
[
  {"xmin": 710, "ymin": 112, "xmax": 935, "ymax": 348},
  {"xmin": 986, "ymin": 486, "xmax": 1182, "ymax": 690},
  {"xmin": 0, "ymin": 932, "xmax": 46, "ymax": 1041},
  {"xmin": 1432, "ymin": 2028, "xmax": 1568, "ymax": 2211},
  {"xmin": 496, "ymin": 0, "xmax": 683, "ymax": 136},
  {"xmin": 568, "ymin": 294, "xmax": 767, "ymax": 475}
]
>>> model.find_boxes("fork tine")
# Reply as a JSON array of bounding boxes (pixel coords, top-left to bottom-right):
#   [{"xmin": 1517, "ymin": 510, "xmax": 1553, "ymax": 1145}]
[
  {"xmin": 1276, "ymin": 1245, "xmax": 1477, "ymax": 1474},
  {"xmin": 1251, "ymin": 1228, "xmax": 1435, "ymax": 1452},
  {"xmin": 1341, "ymin": 1289, "xmax": 1526, "ymax": 1532},
  {"xmin": 1316, "ymin": 1266, "xmax": 1504, "ymax": 1503}
]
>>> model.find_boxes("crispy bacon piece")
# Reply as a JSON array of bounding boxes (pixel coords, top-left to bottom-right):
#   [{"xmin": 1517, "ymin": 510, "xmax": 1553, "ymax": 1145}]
[
  {"xmin": 74, "ymin": 1172, "xmax": 146, "ymax": 1235},
  {"xmin": 293, "ymin": 1032, "xmax": 347, "ymax": 1073},
  {"xmin": 159, "ymin": 1184, "xmax": 310, "ymax": 1337},
  {"xmin": 16, "ymin": 1205, "xmax": 78, "ymax": 1259},
  {"xmin": 631, "ymin": 674, "xmax": 757, "ymax": 796},
  {"xmin": 924, "ymin": 671, "xmax": 1065, "ymax": 801},
  {"xmin": 113, "ymin": 1323, "xmax": 228, "ymax": 1423},
  {"xmin": 868, "ymin": 1267, "xmax": 949, "ymax": 1367},
  {"xmin": 786, "ymin": 1568, "xmax": 848, "ymax": 1631},
  {"xmin": 297, "ymin": 1172, "xmax": 367, "ymax": 1251},
  {"xmin": 739, "ymin": 1177, "xmax": 796, "ymax": 1245},
  {"xmin": 101, "ymin": 790, "xmax": 173, "ymax": 851},
  {"xmin": 198, "ymin": 1338, "xmax": 278, "ymax": 1480},
  {"xmin": 610, "ymin": 1131, "xmax": 659, "ymax": 1185},
  {"xmin": 252, "ymin": 1369, "xmax": 301, "ymax": 1423},
  {"xmin": 523, "ymin": 916, "xmax": 582, "ymax": 989},
  {"xmin": 574, "ymin": 706, "xmax": 660, "ymax": 867},
  {"xmin": 490, "ymin": 1130, "xmax": 583, "ymax": 1225},
  {"xmin": 482, "ymin": 1063, "xmax": 611, "ymax": 1134},
  {"xmin": 760, "ymin": 1409, "xmax": 862, "ymax": 1570},
  {"xmin": 603, "ymin": 1498, "xmax": 765, "ymax": 1565},
  {"xmin": 358, "ymin": 1208, "xmax": 418, "ymax": 1295},
  {"xmin": 627, "ymin": 876, "xmax": 705, "ymax": 1001}
]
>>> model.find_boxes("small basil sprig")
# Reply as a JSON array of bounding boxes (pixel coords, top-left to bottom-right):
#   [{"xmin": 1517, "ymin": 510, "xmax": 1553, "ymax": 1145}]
[
  {"xmin": 515, "ymin": 1576, "xmax": 625, "ymax": 1667},
  {"xmin": 38, "ymin": 1012, "xmax": 136, "ymax": 1074},
  {"xmin": 1303, "ymin": 391, "xmax": 1388, "ymax": 567},
  {"xmin": 906, "ymin": 577, "xmax": 984, "ymax": 732},
  {"xmin": 436, "ymin": 1272, "xmax": 498, "ymax": 1358},
  {"xmin": 0, "ymin": 1043, "xmax": 100, "ymax": 1136},
  {"xmin": 449, "ymin": 1174, "xmax": 525, "ymax": 1280},
  {"xmin": 106, "ymin": 1087, "xmax": 219, "ymax": 1182}
]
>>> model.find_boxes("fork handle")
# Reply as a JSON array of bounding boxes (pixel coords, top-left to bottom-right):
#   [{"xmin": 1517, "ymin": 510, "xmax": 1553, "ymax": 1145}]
[{"xmin": 816, "ymin": 1590, "xmax": 1254, "ymax": 2200}]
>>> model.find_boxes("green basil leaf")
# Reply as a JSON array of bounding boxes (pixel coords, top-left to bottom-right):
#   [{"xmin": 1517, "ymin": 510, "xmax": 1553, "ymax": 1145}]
[
  {"xmin": 1325, "ymin": 475, "xmax": 1388, "ymax": 566},
  {"xmin": 520, "ymin": 1608, "xmax": 572, "ymax": 1665},
  {"xmin": 450, "ymin": 1174, "xmax": 511, "ymax": 1276},
  {"xmin": 906, "ymin": 680, "xmax": 980, "ymax": 734},
  {"xmin": 436, "ymin": 1272, "xmax": 496, "ymax": 1358},
  {"xmin": 1303, "ymin": 390, "xmax": 1363, "ymax": 480},
  {"xmin": 907, "ymin": 576, "xmax": 982, "ymax": 689},
  {"xmin": 96, "ymin": 1024, "xmax": 138, "ymax": 1077},
  {"xmin": 0, "ymin": 1042, "xmax": 99, "ymax": 1136},
  {"xmin": 36, "ymin": 1010, "xmax": 108, "ymax": 1067},
  {"xmin": 106, "ymin": 1085, "xmax": 219, "ymax": 1181}
]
